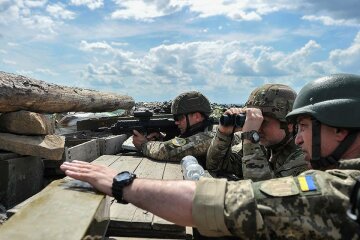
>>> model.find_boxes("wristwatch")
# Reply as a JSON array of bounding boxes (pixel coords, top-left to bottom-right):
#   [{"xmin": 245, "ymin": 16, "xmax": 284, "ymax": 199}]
[
  {"xmin": 241, "ymin": 130, "xmax": 260, "ymax": 143},
  {"xmin": 112, "ymin": 171, "xmax": 137, "ymax": 204}
]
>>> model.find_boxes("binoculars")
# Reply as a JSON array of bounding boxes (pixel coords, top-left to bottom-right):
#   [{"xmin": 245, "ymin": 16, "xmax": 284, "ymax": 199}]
[{"xmin": 220, "ymin": 113, "xmax": 246, "ymax": 127}]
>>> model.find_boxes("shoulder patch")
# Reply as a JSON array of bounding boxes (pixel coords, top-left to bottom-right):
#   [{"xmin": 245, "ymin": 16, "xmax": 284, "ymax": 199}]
[
  {"xmin": 171, "ymin": 137, "xmax": 187, "ymax": 147},
  {"xmin": 260, "ymin": 177, "xmax": 299, "ymax": 197},
  {"xmin": 297, "ymin": 175, "xmax": 317, "ymax": 192}
]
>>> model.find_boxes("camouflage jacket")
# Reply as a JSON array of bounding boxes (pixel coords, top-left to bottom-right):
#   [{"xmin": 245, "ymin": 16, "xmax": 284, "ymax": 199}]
[
  {"xmin": 193, "ymin": 158, "xmax": 360, "ymax": 239},
  {"xmin": 206, "ymin": 129, "xmax": 308, "ymax": 181},
  {"xmin": 141, "ymin": 125, "xmax": 216, "ymax": 167}
]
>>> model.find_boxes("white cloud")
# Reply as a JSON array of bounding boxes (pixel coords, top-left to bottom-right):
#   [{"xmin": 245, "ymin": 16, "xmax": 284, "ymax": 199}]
[
  {"xmin": 46, "ymin": 3, "xmax": 76, "ymax": 20},
  {"xmin": 8, "ymin": 42, "xmax": 19, "ymax": 47},
  {"xmin": 3, "ymin": 59, "xmax": 17, "ymax": 65},
  {"xmin": 0, "ymin": 4, "xmax": 20, "ymax": 23},
  {"xmin": 23, "ymin": 0, "xmax": 47, "ymax": 8},
  {"xmin": 80, "ymin": 39, "xmax": 327, "ymax": 97},
  {"xmin": 329, "ymin": 32, "xmax": 360, "ymax": 71},
  {"xmin": 79, "ymin": 40, "xmax": 114, "ymax": 52},
  {"xmin": 110, "ymin": 0, "xmax": 291, "ymax": 21},
  {"xmin": 22, "ymin": 14, "xmax": 57, "ymax": 34},
  {"xmin": 302, "ymin": 15, "xmax": 359, "ymax": 27},
  {"xmin": 70, "ymin": 0, "xmax": 103, "ymax": 10},
  {"xmin": 300, "ymin": 0, "xmax": 360, "ymax": 22},
  {"xmin": 36, "ymin": 68, "xmax": 58, "ymax": 76}
]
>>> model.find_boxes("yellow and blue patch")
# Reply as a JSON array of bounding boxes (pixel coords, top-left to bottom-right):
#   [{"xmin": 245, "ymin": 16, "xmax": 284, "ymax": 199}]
[{"xmin": 298, "ymin": 175, "xmax": 317, "ymax": 192}]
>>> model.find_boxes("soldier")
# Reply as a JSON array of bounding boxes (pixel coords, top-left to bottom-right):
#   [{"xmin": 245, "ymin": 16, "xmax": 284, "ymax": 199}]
[
  {"xmin": 61, "ymin": 74, "xmax": 360, "ymax": 239},
  {"xmin": 207, "ymin": 84, "xmax": 308, "ymax": 180},
  {"xmin": 132, "ymin": 91, "xmax": 215, "ymax": 168}
]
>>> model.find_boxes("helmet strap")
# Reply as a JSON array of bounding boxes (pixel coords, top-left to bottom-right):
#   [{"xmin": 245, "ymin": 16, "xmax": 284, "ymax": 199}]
[
  {"xmin": 267, "ymin": 121, "xmax": 291, "ymax": 149},
  {"xmin": 185, "ymin": 114, "xmax": 190, "ymax": 133},
  {"xmin": 310, "ymin": 119, "xmax": 358, "ymax": 169},
  {"xmin": 180, "ymin": 117, "xmax": 211, "ymax": 138}
]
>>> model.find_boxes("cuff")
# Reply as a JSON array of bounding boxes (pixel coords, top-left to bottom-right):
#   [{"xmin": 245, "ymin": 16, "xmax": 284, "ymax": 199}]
[
  {"xmin": 242, "ymin": 142, "xmax": 261, "ymax": 156},
  {"xmin": 216, "ymin": 129, "xmax": 233, "ymax": 142},
  {"xmin": 192, "ymin": 177, "xmax": 232, "ymax": 237}
]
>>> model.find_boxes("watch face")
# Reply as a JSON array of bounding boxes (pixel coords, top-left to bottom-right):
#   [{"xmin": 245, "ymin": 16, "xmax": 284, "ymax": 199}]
[
  {"xmin": 114, "ymin": 171, "xmax": 132, "ymax": 182},
  {"xmin": 252, "ymin": 132, "xmax": 260, "ymax": 143}
]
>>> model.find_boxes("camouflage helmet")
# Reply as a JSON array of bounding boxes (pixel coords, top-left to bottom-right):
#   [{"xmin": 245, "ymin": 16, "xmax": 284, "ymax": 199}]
[
  {"xmin": 171, "ymin": 91, "xmax": 211, "ymax": 117},
  {"xmin": 286, "ymin": 74, "xmax": 360, "ymax": 128},
  {"xmin": 245, "ymin": 84, "xmax": 297, "ymax": 122}
]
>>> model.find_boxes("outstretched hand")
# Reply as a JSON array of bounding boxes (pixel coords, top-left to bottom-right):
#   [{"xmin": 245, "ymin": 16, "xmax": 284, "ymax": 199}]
[{"xmin": 60, "ymin": 160, "xmax": 117, "ymax": 196}]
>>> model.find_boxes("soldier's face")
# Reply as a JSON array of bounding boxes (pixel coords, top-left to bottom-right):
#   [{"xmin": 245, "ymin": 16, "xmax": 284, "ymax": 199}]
[
  {"xmin": 295, "ymin": 116, "xmax": 341, "ymax": 169},
  {"xmin": 258, "ymin": 116, "xmax": 286, "ymax": 147},
  {"xmin": 295, "ymin": 116, "xmax": 312, "ymax": 167},
  {"xmin": 174, "ymin": 113, "xmax": 204, "ymax": 134}
]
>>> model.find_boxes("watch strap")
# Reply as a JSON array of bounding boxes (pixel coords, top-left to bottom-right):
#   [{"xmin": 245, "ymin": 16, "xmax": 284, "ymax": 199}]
[
  {"xmin": 241, "ymin": 130, "xmax": 260, "ymax": 143},
  {"xmin": 112, "ymin": 171, "xmax": 136, "ymax": 204}
]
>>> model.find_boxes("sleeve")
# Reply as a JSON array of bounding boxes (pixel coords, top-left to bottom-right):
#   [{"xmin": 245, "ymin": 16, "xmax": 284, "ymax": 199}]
[
  {"xmin": 206, "ymin": 129, "xmax": 243, "ymax": 177},
  {"xmin": 193, "ymin": 170, "xmax": 359, "ymax": 239},
  {"xmin": 141, "ymin": 131, "xmax": 214, "ymax": 162},
  {"xmin": 242, "ymin": 142, "xmax": 273, "ymax": 181},
  {"xmin": 192, "ymin": 177, "xmax": 262, "ymax": 238}
]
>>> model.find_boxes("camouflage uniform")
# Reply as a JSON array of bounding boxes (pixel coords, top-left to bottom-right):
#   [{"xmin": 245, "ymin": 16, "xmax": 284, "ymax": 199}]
[
  {"xmin": 193, "ymin": 158, "xmax": 360, "ymax": 239},
  {"xmin": 141, "ymin": 125, "xmax": 216, "ymax": 166},
  {"xmin": 207, "ymin": 130, "xmax": 306, "ymax": 180},
  {"xmin": 196, "ymin": 74, "xmax": 360, "ymax": 239},
  {"xmin": 141, "ymin": 91, "xmax": 215, "ymax": 168},
  {"xmin": 207, "ymin": 84, "xmax": 307, "ymax": 181}
]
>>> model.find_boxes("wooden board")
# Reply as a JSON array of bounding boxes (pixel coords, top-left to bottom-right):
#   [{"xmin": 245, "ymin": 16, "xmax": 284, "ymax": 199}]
[
  {"xmin": 106, "ymin": 155, "xmax": 186, "ymax": 238},
  {"xmin": 65, "ymin": 139, "xmax": 100, "ymax": 162},
  {"xmin": 152, "ymin": 162, "xmax": 184, "ymax": 231},
  {"xmin": 0, "ymin": 179, "xmax": 109, "ymax": 240},
  {"xmin": 0, "ymin": 156, "xmax": 43, "ymax": 208},
  {"xmin": 99, "ymin": 135, "xmax": 128, "ymax": 155}
]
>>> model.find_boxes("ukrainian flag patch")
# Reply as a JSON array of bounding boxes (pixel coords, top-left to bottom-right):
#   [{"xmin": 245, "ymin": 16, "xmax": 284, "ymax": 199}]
[{"xmin": 298, "ymin": 175, "xmax": 317, "ymax": 192}]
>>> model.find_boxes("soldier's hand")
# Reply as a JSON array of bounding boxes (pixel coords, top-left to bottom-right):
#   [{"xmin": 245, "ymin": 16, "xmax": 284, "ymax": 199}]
[
  {"xmin": 60, "ymin": 160, "xmax": 117, "ymax": 196},
  {"xmin": 218, "ymin": 107, "xmax": 244, "ymax": 135},
  {"xmin": 132, "ymin": 130, "xmax": 148, "ymax": 149},
  {"xmin": 242, "ymin": 108, "xmax": 263, "ymax": 132}
]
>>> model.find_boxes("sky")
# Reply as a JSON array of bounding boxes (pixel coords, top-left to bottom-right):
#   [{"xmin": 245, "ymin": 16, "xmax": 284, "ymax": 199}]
[{"xmin": 1, "ymin": 0, "xmax": 360, "ymax": 104}]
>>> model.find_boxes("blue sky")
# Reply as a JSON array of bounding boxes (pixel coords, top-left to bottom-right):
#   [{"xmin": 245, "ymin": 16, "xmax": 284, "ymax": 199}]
[{"xmin": 1, "ymin": 0, "xmax": 360, "ymax": 104}]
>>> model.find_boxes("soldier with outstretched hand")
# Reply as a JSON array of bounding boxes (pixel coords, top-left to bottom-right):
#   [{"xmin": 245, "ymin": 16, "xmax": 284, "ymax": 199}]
[{"xmin": 61, "ymin": 74, "xmax": 360, "ymax": 239}]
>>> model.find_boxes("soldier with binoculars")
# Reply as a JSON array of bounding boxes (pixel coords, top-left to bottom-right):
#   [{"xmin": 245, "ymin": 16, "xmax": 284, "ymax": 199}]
[{"xmin": 206, "ymin": 84, "xmax": 308, "ymax": 181}]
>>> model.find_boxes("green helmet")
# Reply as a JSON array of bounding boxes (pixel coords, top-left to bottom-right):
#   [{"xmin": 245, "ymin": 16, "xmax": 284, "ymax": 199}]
[
  {"xmin": 171, "ymin": 91, "xmax": 211, "ymax": 117},
  {"xmin": 286, "ymin": 74, "xmax": 360, "ymax": 128},
  {"xmin": 245, "ymin": 84, "xmax": 297, "ymax": 122}
]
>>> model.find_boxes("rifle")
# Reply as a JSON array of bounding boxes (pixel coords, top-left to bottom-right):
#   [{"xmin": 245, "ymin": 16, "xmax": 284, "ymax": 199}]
[{"xmin": 109, "ymin": 110, "xmax": 180, "ymax": 140}]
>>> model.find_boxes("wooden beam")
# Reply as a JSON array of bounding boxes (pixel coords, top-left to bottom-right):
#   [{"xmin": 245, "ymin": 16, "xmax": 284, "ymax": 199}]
[
  {"xmin": 0, "ymin": 71, "xmax": 134, "ymax": 113},
  {"xmin": 0, "ymin": 179, "xmax": 110, "ymax": 240}
]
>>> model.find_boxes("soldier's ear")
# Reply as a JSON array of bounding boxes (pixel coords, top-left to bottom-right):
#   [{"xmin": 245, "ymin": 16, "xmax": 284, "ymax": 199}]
[{"xmin": 335, "ymin": 128, "xmax": 349, "ymax": 142}]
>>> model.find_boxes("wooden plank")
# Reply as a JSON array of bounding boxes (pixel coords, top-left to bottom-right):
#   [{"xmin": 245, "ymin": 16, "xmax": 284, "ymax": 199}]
[
  {"xmin": 0, "ymin": 156, "xmax": 43, "ymax": 208},
  {"xmin": 0, "ymin": 179, "xmax": 109, "ymax": 240},
  {"xmin": 7, "ymin": 155, "xmax": 120, "ymax": 218},
  {"xmin": 152, "ymin": 162, "xmax": 184, "ymax": 232},
  {"xmin": 99, "ymin": 135, "xmax": 128, "ymax": 155},
  {"xmin": 109, "ymin": 155, "xmax": 143, "ymax": 227},
  {"xmin": 108, "ymin": 157, "xmax": 167, "ymax": 236},
  {"xmin": 91, "ymin": 154, "xmax": 122, "ymax": 166},
  {"xmin": 65, "ymin": 139, "xmax": 100, "ymax": 162},
  {"xmin": 130, "ymin": 159, "xmax": 166, "ymax": 229}
]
